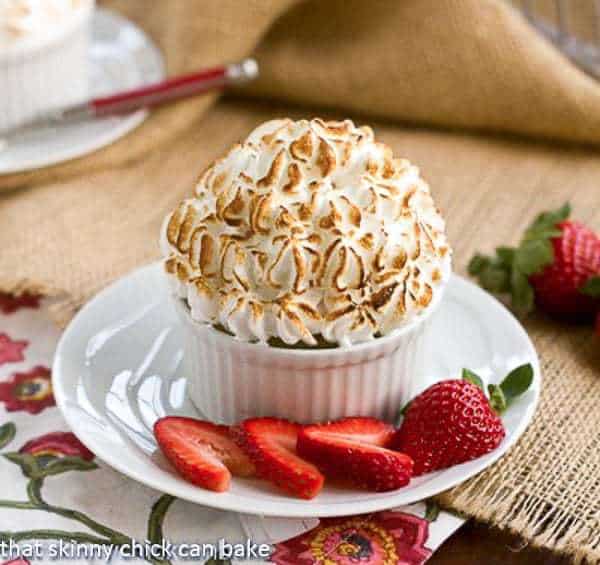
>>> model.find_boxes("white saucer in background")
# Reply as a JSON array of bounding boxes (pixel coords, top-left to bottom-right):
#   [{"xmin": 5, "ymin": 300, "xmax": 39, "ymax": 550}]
[
  {"xmin": 53, "ymin": 263, "xmax": 540, "ymax": 518},
  {"xmin": 0, "ymin": 9, "xmax": 164, "ymax": 175}
]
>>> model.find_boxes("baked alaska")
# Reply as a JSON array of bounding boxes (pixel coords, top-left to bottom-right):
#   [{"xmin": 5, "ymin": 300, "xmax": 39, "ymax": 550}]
[
  {"xmin": 161, "ymin": 118, "xmax": 452, "ymax": 422},
  {"xmin": 161, "ymin": 118, "xmax": 451, "ymax": 348}
]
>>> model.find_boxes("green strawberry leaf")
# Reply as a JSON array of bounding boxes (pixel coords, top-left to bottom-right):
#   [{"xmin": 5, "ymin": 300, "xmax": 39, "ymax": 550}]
[
  {"xmin": 523, "ymin": 227, "xmax": 562, "ymax": 242},
  {"xmin": 0, "ymin": 423, "xmax": 16, "ymax": 450},
  {"xmin": 514, "ymin": 239, "xmax": 554, "ymax": 276},
  {"xmin": 468, "ymin": 251, "xmax": 512, "ymax": 294},
  {"xmin": 462, "ymin": 369, "xmax": 484, "ymax": 390},
  {"xmin": 468, "ymin": 254, "xmax": 491, "ymax": 276},
  {"xmin": 510, "ymin": 270, "xmax": 535, "ymax": 314},
  {"xmin": 524, "ymin": 203, "xmax": 571, "ymax": 241},
  {"xmin": 479, "ymin": 263, "xmax": 510, "ymax": 293},
  {"xmin": 500, "ymin": 363, "xmax": 534, "ymax": 406},
  {"xmin": 488, "ymin": 384, "xmax": 507, "ymax": 414},
  {"xmin": 580, "ymin": 276, "xmax": 600, "ymax": 298},
  {"xmin": 495, "ymin": 246, "xmax": 516, "ymax": 268}
]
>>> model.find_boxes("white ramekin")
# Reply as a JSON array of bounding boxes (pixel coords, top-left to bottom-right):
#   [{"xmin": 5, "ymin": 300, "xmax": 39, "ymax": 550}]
[
  {"xmin": 174, "ymin": 294, "xmax": 443, "ymax": 425},
  {"xmin": 0, "ymin": 1, "xmax": 94, "ymax": 132}
]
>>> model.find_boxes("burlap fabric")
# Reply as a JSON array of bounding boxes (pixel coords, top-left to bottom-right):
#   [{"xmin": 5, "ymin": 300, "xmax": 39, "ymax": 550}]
[
  {"xmin": 1, "ymin": 0, "xmax": 600, "ymax": 561},
  {"xmin": 3, "ymin": 0, "xmax": 600, "ymax": 191}
]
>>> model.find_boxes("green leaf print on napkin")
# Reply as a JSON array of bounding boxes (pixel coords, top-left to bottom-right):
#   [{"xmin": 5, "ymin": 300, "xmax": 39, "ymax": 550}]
[
  {"xmin": 0, "ymin": 422, "xmax": 15, "ymax": 449},
  {"xmin": 0, "ymin": 422, "xmax": 202, "ymax": 565}
]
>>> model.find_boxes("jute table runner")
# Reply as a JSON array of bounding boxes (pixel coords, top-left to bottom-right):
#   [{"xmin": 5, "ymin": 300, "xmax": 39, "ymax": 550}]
[
  {"xmin": 3, "ymin": 0, "xmax": 600, "ymax": 193},
  {"xmin": 1, "ymin": 0, "xmax": 600, "ymax": 561}
]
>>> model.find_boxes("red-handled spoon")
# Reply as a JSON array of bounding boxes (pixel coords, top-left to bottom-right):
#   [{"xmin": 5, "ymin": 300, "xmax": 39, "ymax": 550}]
[{"xmin": 1, "ymin": 58, "xmax": 258, "ymax": 136}]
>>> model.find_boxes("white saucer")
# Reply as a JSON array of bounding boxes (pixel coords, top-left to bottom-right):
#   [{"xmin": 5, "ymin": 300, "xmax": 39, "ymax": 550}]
[
  {"xmin": 0, "ymin": 9, "xmax": 164, "ymax": 175},
  {"xmin": 52, "ymin": 263, "xmax": 540, "ymax": 518}
]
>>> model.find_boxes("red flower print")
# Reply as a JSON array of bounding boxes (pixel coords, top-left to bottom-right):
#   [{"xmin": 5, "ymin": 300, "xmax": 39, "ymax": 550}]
[
  {"xmin": 272, "ymin": 511, "xmax": 432, "ymax": 565},
  {"xmin": 20, "ymin": 432, "xmax": 94, "ymax": 461},
  {"xmin": 0, "ymin": 366, "xmax": 54, "ymax": 414},
  {"xmin": 0, "ymin": 293, "xmax": 40, "ymax": 315},
  {"xmin": 7, "ymin": 432, "xmax": 97, "ymax": 478},
  {"xmin": 0, "ymin": 333, "xmax": 28, "ymax": 366}
]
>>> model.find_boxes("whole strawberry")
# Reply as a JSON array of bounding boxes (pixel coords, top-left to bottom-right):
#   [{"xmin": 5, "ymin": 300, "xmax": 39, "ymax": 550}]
[
  {"xmin": 530, "ymin": 221, "xmax": 600, "ymax": 318},
  {"xmin": 469, "ymin": 204, "xmax": 600, "ymax": 320},
  {"xmin": 392, "ymin": 364, "xmax": 533, "ymax": 475}
]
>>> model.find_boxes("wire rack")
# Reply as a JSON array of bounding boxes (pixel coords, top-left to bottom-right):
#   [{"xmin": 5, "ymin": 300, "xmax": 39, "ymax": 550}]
[{"xmin": 515, "ymin": 0, "xmax": 600, "ymax": 79}]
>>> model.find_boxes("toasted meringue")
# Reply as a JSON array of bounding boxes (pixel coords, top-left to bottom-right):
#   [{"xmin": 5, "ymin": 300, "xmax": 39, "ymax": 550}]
[{"xmin": 161, "ymin": 118, "xmax": 452, "ymax": 346}]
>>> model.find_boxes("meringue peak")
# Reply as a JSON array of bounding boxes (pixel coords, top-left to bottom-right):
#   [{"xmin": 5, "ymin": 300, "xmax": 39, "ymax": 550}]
[{"xmin": 161, "ymin": 118, "xmax": 452, "ymax": 346}]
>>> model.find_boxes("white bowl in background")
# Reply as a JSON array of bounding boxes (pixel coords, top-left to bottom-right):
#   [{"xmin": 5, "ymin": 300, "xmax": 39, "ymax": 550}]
[{"xmin": 0, "ymin": 0, "xmax": 95, "ymax": 132}]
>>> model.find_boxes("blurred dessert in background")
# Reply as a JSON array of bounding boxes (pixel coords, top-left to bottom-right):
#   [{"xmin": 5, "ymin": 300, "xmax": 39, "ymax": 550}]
[{"xmin": 0, "ymin": 0, "xmax": 94, "ymax": 132}]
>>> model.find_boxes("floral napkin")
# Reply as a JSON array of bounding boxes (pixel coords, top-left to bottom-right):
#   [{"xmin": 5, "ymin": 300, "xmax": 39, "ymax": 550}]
[{"xmin": 0, "ymin": 295, "xmax": 464, "ymax": 564}]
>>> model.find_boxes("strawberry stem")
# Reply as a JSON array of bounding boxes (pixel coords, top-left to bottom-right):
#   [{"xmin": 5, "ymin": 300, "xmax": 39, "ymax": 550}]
[
  {"xmin": 462, "ymin": 368, "xmax": 484, "ymax": 390},
  {"xmin": 402, "ymin": 363, "xmax": 535, "ymax": 420},
  {"xmin": 462, "ymin": 363, "xmax": 534, "ymax": 415},
  {"xmin": 488, "ymin": 384, "xmax": 507, "ymax": 414}
]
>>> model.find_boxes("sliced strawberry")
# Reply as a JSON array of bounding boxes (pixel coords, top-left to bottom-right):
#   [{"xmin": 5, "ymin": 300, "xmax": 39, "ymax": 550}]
[
  {"xmin": 233, "ymin": 418, "xmax": 324, "ymax": 499},
  {"xmin": 154, "ymin": 416, "xmax": 255, "ymax": 492},
  {"xmin": 297, "ymin": 417, "xmax": 413, "ymax": 492},
  {"xmin": 300, "ymin": 417, "xmax": 396, "ymax": 446}
]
